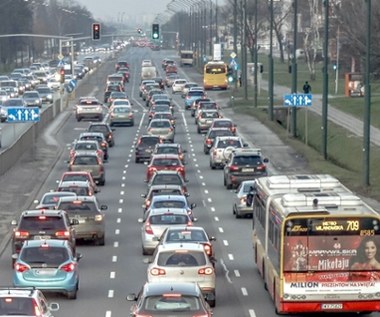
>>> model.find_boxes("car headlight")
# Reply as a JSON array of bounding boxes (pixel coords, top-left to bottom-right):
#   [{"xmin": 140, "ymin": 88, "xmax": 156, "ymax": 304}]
[{"xmin": 47, "ymin": 94, "xmax": 52, "ymax": 99}]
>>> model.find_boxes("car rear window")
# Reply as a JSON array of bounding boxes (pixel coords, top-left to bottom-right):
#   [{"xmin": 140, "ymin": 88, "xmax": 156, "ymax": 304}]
[
  {"xmin": 89, "ymin": 126, "xmax": 108, "ymax": 133},
  {"xmin": 42, "ymin": 193, "xmax": 75, "ymax": 204},
  {"xmin": 143, "ymin": 294, "xmax": 200, "ymax": 311},
  {"xmin": 152, "ymin": 200, "xmax": 185, "ymax": 209},
  {"xmin": 149, "ymin": 214, "xmax": 188, "ymax": 225},
  {"xmin": 73, "ymin": 156, "xmax": 98, "ymax": 165},
  {"xmin": 151, "ymin": 189, "xmax": 181, "ymax": 197},
  {"xmin": 75, "ymin": 143, "xmax": 97, "ymax": 151},
  {"xmin": 59, "ymin": 186, "xmax": 89, "ymax": 196},
  {"xmin": 140, "ymin": 137, "xmax": 160, "ymax": 145},
  {"xmin": 150, "ymin": 121, "xmax": 171, "ymax": 128},
  {"xmin": 166, "ymin": 230, "xmax": 207, "ymax": 242},
  {"xmin": 158, "ymin": 251, "xmax": 206, "ymax": 266},
  {"xmin": 189, "ymin": 91, "xmax": 204, "ymax": 97},
  {"xmin": 79, "ymin": 100, "xmax": 99, "ymax": 105},
  {"xmin": 154, "ymin": 105, "xmax": 170, "ymax": 112},
  {"xmin": 58, "ymin": 201, "xmax": 97, "ymax": 213},
  {"xmin": 209, "ymin": 130, "xmax": 233, "ymax": 138},
  {"xmin": 156, "ymin": 147, "xmax": 178, "ymax": 155},
  {"xmin": 216, "ymin": 139, "xmax": 242, "ymax": 148},
  {"xmin": 233, "ymin": 155, "xmax": 262, "ymax": 166},
  {"xmin": 152, "ymin": 175, "xmax": 181, "ymax": 185},
  {"xmin": 0, "ymin": 297, "xmax": 35, "ymax": 315},
  {"xmin": 214, "ymin": 121, "xmax": 232, "ymax": 127},
  {"xmin": 201, "ymin": 112, "xmax": 218, "ymax": 118},
  {"xmin": 152, "ymin": 158, "xmax": 180, "ymax": 166},
  {"xmin": 19, "ymin": 216, "xmax": 64, "ymax": 230},
  {"xmin": 20, "ymin": 246, "xmax": 69, "ymax": 265}
]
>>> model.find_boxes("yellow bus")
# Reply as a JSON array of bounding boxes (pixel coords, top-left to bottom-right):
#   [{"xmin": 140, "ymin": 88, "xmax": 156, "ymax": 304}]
[
  {"xmin": 203, "ymin": 61, "xmax": 228, "ymax": 90},
  {"xmin": 252, "ymin": 175, "xmax": 380, "ymax": 314}
]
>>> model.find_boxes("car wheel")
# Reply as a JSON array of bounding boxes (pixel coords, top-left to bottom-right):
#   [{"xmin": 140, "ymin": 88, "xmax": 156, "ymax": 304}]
[
  {"xmin": 96, "ymin": 235, "xmax": 105, "ymax": 246},
  {"xmin": 197, "ymin": 127, "xmax": 201, "ymax": 134},
  {"xmin": 208, "ymin": 293, "xmax": 216, "ymax": 308},
  {"xmin": 223, "ymin": 176, "xmax": 227, "ymax": 186},
  {"xmin": 135, "ymin": 157, "xmax": 140, "ymax": 163},
  {"xmin": 99, "ymin": 177, "xmax": 105, "ymax": 186},
  {"xmin": 210, "ymin": 162, "xmax": 215, "ymax": 169},
  {"xmin": 76, "ymin": 117, "xmax": 81, "ymax": 122},
  {"xmin": 130, "ymin": 121, "xmax": 134, "ymax": 126},
  {"xmin": 142, "ymin": 246, "xmax": 150, "ymax": 255},
  {"xmin": 67, "ymin": 286, "xmax": 78, "ymax": 300}
]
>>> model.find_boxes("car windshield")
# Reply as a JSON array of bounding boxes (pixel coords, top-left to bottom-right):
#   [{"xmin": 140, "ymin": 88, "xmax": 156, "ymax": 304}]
[
  {"xmin": 0, "ymin": 298, "xmax": 35, "ymax": 316},
  {"xmin": 20, "ymin": 246, "xmax": 69, "ymax": 265},
  {"xmin": 156, "ymin": 147, "xmax": 178, "ymax": 155},
  {"xmin": 158, "ymin": 251, "xmax": 206, "ymax": 266},
  {"xmin": 36, "ymin": 88, "xmax": 51, "ymax": 93},
  {"xmin": 142, "ymin": 295, "xmax": 200, "ymax": 311},
  {"xmin": 151, "ymin": 189, "xmax": 181, "ymax": 197},
  {"xmin": 154, "ymin": 105, "xmax": 170, "ymax": 112},
  {"xmin": 153, "ymin": 200, "xmax": 185, "ymax": 208}
]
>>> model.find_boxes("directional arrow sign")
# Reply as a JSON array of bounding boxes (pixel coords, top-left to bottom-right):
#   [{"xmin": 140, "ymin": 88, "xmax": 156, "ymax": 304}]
[
  {"xmin": 6, "ymin": 107, "xmax": 40, "ymax": 123},
  {"xmin": 283, "ymin": 94, "xmax": 313, "ymax": 107}
]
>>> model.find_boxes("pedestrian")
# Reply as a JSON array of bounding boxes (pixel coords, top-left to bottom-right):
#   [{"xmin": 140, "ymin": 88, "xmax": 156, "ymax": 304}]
[{"xmin": 303, "ymin": 81, "xmax": 311, "ymax": 94}]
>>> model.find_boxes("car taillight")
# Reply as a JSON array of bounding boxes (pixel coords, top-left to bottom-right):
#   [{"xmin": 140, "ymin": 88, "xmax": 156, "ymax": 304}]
[
  {"xmin": 198, "ymin": 267, "xmax": 214, "ymax": 275},
  {"xmin": 60, "ymin": 262, "xmax": 76, "ymax": 272},
  {"xmin": 33, "ymin": 301, "xmax": 42, "ymax": 317},
  {"xmin": 145, "ymin": 200, "xmax": 151, "ymax": 208},
  {"xmin": 128, "ymin": 113, "xmax": 133, "ymax": 118},
  {"xmin": 145, "ymin": 222, "xmax": 154, "ymax": 234},
  {"xmin": 203, "ymin": 243, "xmax": 212, "ymax": 256},
  {"xmin": 229, "ymin": 165, "xmax": 239, "ymax": 172},
  {"xmin": 206, "ymin": 139, "xmax": 212, "ymax": 145},
  {"xmin": 55, "ymin": 231, "xmax": 70, "ymax": 238},
  {"xmin": 95, "ymin": 214, "xmax": 103, "ymax": 221},
  {"xmin": 240, "ymin": 197, "xmax": 247, "ymax": 204},
  {"xmin": 148, "ymin": 167, "xmax": 157, "ymax": 173},
  {"xmin": 15, "ymin": 263, "xmax": 29, "ymax": 272},
  {"xmin": 257, "ymin": 164, "xmax": 266, "ymax": 171},
  {"xmin": 150, "ymin": 267, "xmax": 166, "ymax": 276},
  {"xmin": 14, "ymin": 231, "xmax": 29, "ymax": 238},
  {"xmin": 187, "ymin": 220, "xmax": 193, "ymax": 226},
  {"xmin": 192, "ymin": 314, "xmax": 210, "ymax": 317},
  {"xmin": 101, "ymin": 142, "xmax": 107, "ymax": 147}
]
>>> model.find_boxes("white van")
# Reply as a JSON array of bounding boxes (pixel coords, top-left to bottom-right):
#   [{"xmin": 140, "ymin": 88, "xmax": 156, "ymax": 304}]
[
  {"xmin": 141, "ymin": 66, "xmax": 157, "ymax": 80},
  {"xmin": 180, "ymin": 50, "xmax": 194, "ymax": 66}
]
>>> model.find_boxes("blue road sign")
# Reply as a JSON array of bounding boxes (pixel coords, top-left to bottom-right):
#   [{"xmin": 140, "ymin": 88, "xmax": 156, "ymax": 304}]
[
  {"xmin": 6, "ymin": 107, "xmax": 40, "ymax": 123},
  {"xmin": 283, "ymin": 94, "xmax": 312, "ymax": 107},
  {"xmin": 65, "ymin": 79, "xmax": 77, "ymax": 94}
]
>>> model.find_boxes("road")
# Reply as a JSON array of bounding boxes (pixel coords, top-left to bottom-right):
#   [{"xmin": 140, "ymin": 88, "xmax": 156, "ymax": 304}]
[{"xmin": 0, "ymin": 46, "xmax": 378, "ymax": 317}]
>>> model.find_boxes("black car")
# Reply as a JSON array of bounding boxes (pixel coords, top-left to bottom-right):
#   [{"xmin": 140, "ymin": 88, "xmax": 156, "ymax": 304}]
[
  {"xmin": 87, "ymin": 122, "xmax": 115, "ymax": 147},
  {"xmin": 127, "ymin": 282, "xmax": 212, "ymax": 317},
  {"xmin": 115, "ymin": 60, "xmax": 129, "ymax": 71},
  {"xmin": 135, "ymin": 135, "xmax": 162, "ymax": 163},
  {"xmin": 223, "ymin": 148, "xmax": 269, "ymax": 189},
  {"xmin": 10, "ymin": 209, "xmax": 78, "ymax": 261}
]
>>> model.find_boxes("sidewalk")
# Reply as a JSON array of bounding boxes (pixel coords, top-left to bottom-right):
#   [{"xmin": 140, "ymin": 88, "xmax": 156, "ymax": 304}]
[{"xmin": 264, "ymin": 80, "xmax": 380, "ymax": 146}]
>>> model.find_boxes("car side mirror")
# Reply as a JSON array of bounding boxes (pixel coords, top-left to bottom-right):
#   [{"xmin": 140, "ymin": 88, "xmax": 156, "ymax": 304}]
[
  {"xmin": 243, "ymin": 143, "xmax": 248, "ymax": 147},
  {"xmin": 263, "ymin": 158, "xmax": 269, "ymax": 163},
  {"xmin": 190, "ymin": 203, "xmax": 196, "ymax": 209},
  {"xmin": 192, "ymin": 217, "xmax": 198, "ymax": 222},
  {"xmin": 141, "ymin": 194, "xmax": 147, "ymax": 198},
  {"xmin": 11, "ymin": 220, "xmax": 17, "ymax": 226},
  {"xmin": 100, "ymin": 205, "xmax": 108, "ymax": 210},
  {"xmin": 209, "ymin": 236, "xmax": 216, "ymax": 241},
  {"xmin": 138, "ymin": 218, "xmax": 144, "ymax": 223},
  {"xmin": 76, "ymin": 253, "xmax": 83, "ymax": 261},
  {"xmin": 71, "ymin": 219, "xmax": 79, "ymax": 225},
  {"xmin": 126, "ymin": 294, "xmax": 137, "ymax": 301}
]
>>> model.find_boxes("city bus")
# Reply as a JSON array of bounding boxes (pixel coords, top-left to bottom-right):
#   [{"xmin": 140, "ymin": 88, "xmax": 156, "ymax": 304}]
[
  {"xmin": 252, "ymin": 176, "xmax": 380, "ymax": 314},
  {"xmin": 203, "ymin": 61, "xmax": 228, "ymax": 90}
]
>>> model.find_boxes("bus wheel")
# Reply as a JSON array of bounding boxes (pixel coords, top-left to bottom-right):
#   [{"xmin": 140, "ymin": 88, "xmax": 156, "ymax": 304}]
[{"xmin": 262, "ymin": 261, "xmax": 268, "ymax": 290}]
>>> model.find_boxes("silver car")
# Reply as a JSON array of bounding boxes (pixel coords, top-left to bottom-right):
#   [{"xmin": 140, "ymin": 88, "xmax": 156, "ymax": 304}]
[
  {"xmin": 209, "ymin": 136, "xmax": 246, "ymax": 169},
  {"xmin": 139, "ymin": 208, "xmax": 193, "ymax": 255},
  {"xmin": 22, "ymin": 90, "xmax": 42, "ymax": 108},
  {"xmin": 146, "ymin": 243, "xmax": 216, "ymax": 307},
  {"xmin": 147, "ymin": 119, "xmax": 175, "ymax": 142},
  {"xmin": 232, "ymin": 180, "xmax": 256, "ymax": 218}
]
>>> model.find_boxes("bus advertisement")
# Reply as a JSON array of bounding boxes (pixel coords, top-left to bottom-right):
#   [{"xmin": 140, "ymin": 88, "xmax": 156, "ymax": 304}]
[
  {"xmin": 252, "ymin": 175, "xmax": 380, "ymax": 314},
  {"xmin": 203, "ymin": 61, "xmax": 228, "ymax": 90}
]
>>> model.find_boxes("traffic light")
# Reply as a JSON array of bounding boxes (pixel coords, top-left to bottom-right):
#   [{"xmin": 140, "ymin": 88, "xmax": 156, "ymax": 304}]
[
  {"xmin": 227, "ymin": 66, "xmax": 234, "ymax": 83},
  {"xmin": 59, "ymin": 68, "xmax": 65, "ymax": 84},
  {"xmin": 92, "ymin": 23, "xmax": 101, "ymax": 40},
  {"xmin": 152, "ymin": 24, "xmax": 159, "ymax": 40}
]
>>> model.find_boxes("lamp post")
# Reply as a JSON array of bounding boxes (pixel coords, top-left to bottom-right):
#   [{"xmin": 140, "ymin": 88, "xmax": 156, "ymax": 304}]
[
  {"xmin": 291, "ymin": 0, "xmax": 298, "ymax": 137},
  {"xmin": 321, "ymin": 0, "xmax": 329, "ymax": 159},
  {"xmin": 268, "ymin": 0, "xmax": 274, "ymax": 120}
]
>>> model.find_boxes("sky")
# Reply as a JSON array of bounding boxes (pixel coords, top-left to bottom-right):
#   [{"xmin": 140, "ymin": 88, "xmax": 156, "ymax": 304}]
[{"xmin": 76, "ymin": 0, "xmax": 172, "ymax": 24}]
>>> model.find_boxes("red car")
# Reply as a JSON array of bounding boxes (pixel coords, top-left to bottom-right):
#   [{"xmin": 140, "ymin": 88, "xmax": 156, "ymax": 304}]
[{"xmin": 145, "ymin": 154, "xmax": 186, "ymax": 183}]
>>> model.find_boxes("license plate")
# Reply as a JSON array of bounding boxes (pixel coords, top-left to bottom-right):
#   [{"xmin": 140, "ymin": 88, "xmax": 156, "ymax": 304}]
[
  {"xmin": 35, "ymin": 269, "xmax": 55, "ymax": 275},
  {"xmin": 321, "ymin": 303, "xmax": 343, "ymax": 310},
  {"xmin": 34, "ymin": 235, "xmax": 51, "ymax": 240},
  {"xmin": 78, "ymin": 219, "xmax": 86, "ymax": 224},
  {"xmin": 242, "ymin": 168, "xmax": 254, "ymax": 172}
]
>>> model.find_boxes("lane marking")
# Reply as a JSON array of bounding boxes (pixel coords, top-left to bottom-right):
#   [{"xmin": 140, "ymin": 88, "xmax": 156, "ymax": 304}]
[
  {"xmin": 249, "ymin": 309, "xmax": 257, "ymax": 317},
  {"xmin": 118, "ymin": 208, "xmax": 122, "ymax": 213},
  {"xmin": 218, "ymin": 227, "xmax": 224, "ymax": 233},
  {"xmin": 110, "ymin": 272, "xmax": 115, "ymax": 279},
  {"xmin": 117, "ymin": 218, "xmax": 121, "ymax": 223},
  {"xmin": 214, "ymin": 216, "xmax": 219, "ymax": 222},
  {"xmin": 112, "ymin": 256, "xmax": 117, "ymax": 262},
  {"xmin": 113, "ymin": 241, "xmax": 119, "ymax": 248},
  {"xmin": 210, "ymin": 207, "xmax": 215, "ymax": 212},
  {"xmin": 223, "ymin": 240, "xmax": 228, "ymax": 246},
  {"xmin": 115, "ymin": 229, "xmax": 120, "ymax": 235},
  {"xmin": 242, "ymin": 287, "xmax": 248, "ymax": 296},
  {"xmin": 108, "ymin": 290, "xmax": 114, "ymax": 298},
  {"xmin": 228, "ymin": 254, "xmax": 234, "ymax": 260},
  {"xmin": 105, "ymin": 311, "xmax": 112, "ymax": 317},
  {"xmin": 234, "ymin": 269, "xmax": 240, "ymax": 277}
]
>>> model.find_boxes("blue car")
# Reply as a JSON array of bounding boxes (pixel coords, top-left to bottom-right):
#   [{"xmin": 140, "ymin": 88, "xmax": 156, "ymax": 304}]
[
  {"xmin": 184, "ymin": 90, "xmax": 206, "ymax": 110},
  {"xmin": 13, "ymin": 239, "xmax": 81, "ymax": 299}
]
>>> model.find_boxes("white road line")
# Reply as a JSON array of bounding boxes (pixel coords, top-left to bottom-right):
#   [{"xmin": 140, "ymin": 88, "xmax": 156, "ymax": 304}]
[
  {"xmin": 112, "ymin": 256, "xmax": 117, "ymax": 262},
  {"xmin": 242, "ymin": 287, "xmax": 248, "ymax": 296},
  {"xmin": 210, "ymin": 207, "xmax": 215, "ymax": 212},
  {"xmin": 113, "ymin": 241, "xmax": 119, "ymax": 248},
  {"xmin": 218, "ymin": 227, "xmax": 224, "ymax": 233},
  {"xmin": 123, "ymin": 170, "xmax": 126, "ymax": 174},
  {"xmin": 223, "ymin": 240, "xmax": 228, "ymax": 246},
  {"xmin": 108, "ymin": 290, "xmax": 114, "ymax": 298},
  {"xmin": 105, "ymin": 311, "xmax": 112, "ymax": 317},
  {"xmin": 204, "ymin": 189, "xmax": 208, "ymax": 194},
  {"xmin": 115, "ymin": 229, "xmax": 120, "ymax": 235},
  {"xmin": 122, "ymin": 176, "xmax": 126, "ymax": 180},
  {"xmin": 118, "ymin": 208, "xmax": 122, "ymax": 213},
  {"xmin": 121, "ymin": 183, "xmax": 125, "ymax": 187},
  {"xmin": 228, "ymin": 254, "xmax": 234, "ymax": 260},
  {"xmin": 202, "ymin": 182, "xmax": 206, "ymax": 186},
  {"xmin": 120, "ymin": 191, "xmax": 124, "ymax": 195},
  {"xmin": 110, "ymin": 272, "xmax": 115, "ymax": 279},
  {"xmin": 249, "ymin": 309, "xmax": 257, "ymax": 317},
  {"xmin": 117, "ymin": 218, "xmax": 121, "ymax": 223},
  {"xmin": 214, "ymin": 217, "xmax": 219, "ymax": 222},
  {"xmin": 207, "ymin": 198, "xmax": 212, "ymax": 203},
  {"xmin": 119, "ymin": 199, "xmax": 123, "ymax": 204},
  {"xmin": 124, "ymin": 164, "xmax": 129, "ymax": 168},
  {"xmin": 234, "ymin": 269, "xmax": 240, "ymax": 277}
]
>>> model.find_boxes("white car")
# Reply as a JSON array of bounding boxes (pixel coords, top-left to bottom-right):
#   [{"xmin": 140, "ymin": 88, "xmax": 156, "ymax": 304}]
[
  {"xmin": 146, "ymin": 243, "xmax": 216, "ymax": 307},
  {"xmin": 47, "ymin": 78, "xmax": 60, "ymax": 90},
  {"xmin": 209, "ymin": 136, "xmax": 246, "ymax": 169},
  {"xmin": 172, "ymin": 79, "xmax": 187, "ymax": 93}
]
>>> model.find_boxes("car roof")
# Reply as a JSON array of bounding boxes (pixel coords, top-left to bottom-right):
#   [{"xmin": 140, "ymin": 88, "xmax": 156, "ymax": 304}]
[{"xmin": 142, "ymin": 282, "xmax": 201, "ymax": 297}]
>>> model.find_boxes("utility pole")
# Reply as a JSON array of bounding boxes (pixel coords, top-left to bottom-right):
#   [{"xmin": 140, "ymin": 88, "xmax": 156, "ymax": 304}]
[
  {"xmin": 322, "ymin": 0, "xmax": 329, "ymax": 159},
  {"xmin": 363, "ymin": 0, "xmax": 372, "ymax": 186},
  {"xmin": 268, "ymin": 0, "xmax": 274, "ymax": 120},
  {"xmin": 242, "ymin": 0, "xmax": 248, "ymax": 99},
  {"xmin": 291, "ymin": 0, "xmax": 298, "ymax": 137},
  {"xmin": 233, "ymin": 0, "xmax": 238, "ymax": 90},
  {"xmin": 253, "ymin": 0, "xmax": 258, "ymax": 107}
]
